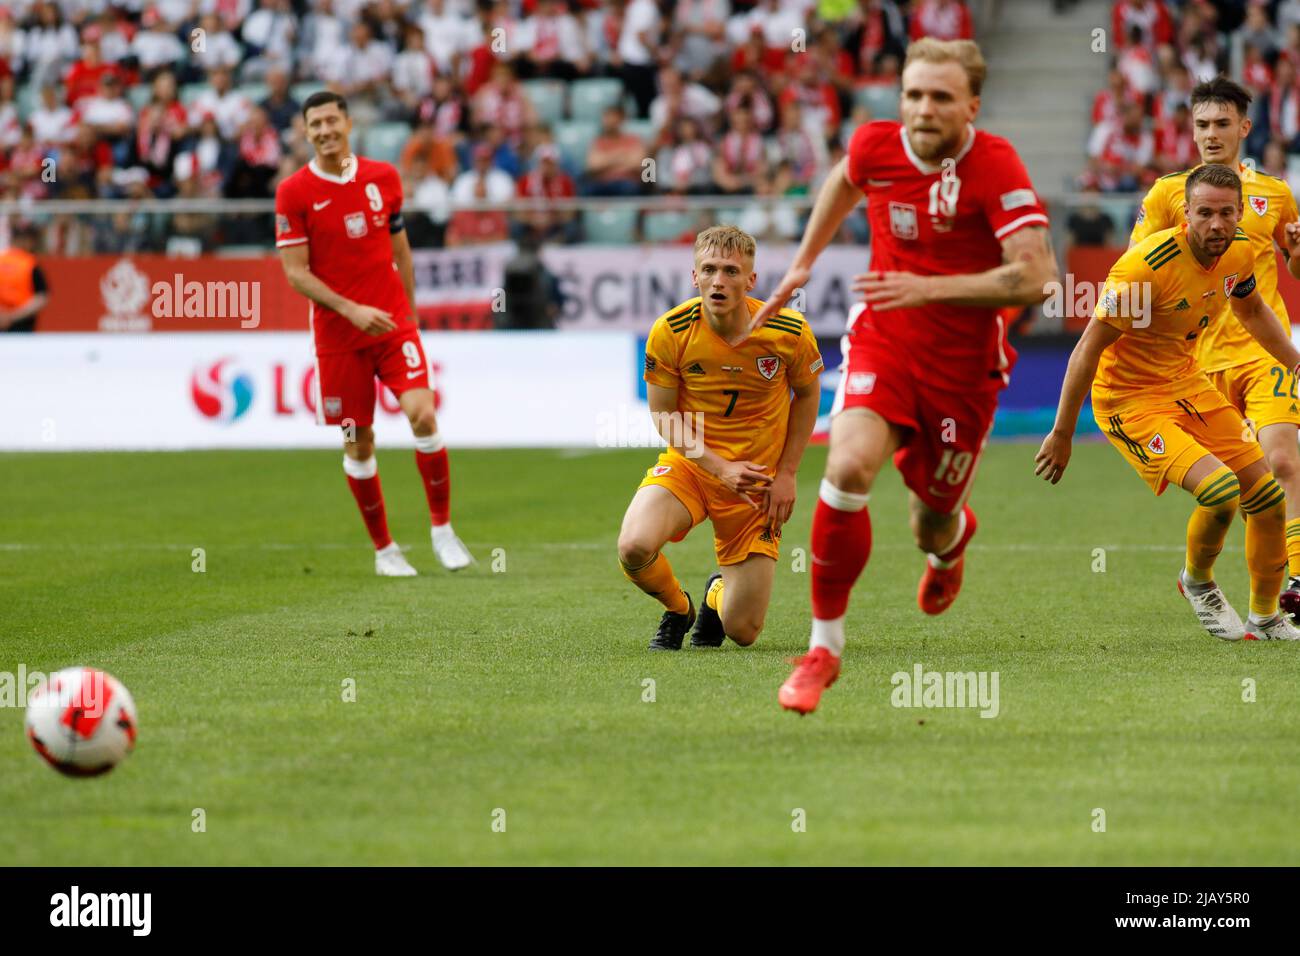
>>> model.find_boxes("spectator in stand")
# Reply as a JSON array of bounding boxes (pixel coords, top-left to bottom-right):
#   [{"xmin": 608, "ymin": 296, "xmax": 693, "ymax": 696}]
[
  {"xmin": 1092, "ymin": 67, "xmax": 1138, "ymax": 127},
  {"xmin": 1112, "ymin": 0, "xmax": 1173, "ymax": 49},
  {"xmin": 471, "ymin": 61, "xmax": 535, "ymax": 150},
  {"xmin": 726, "ymin": 0, "xmax": 801, "ymax": 54},
  {"xmin": 618, "ymin": 0, "xmax": 663, "ymax": 118},
  {"xmin": 328, "ymin": 20, "xmax": 394, "ymax": 127},
  {"xmin": 1270, "ymin": 56, "xmax": 1300, "ymax": 152},
  {"xmin": 241, "ymin": 0, "xmax": 299, "ymax": 82},
  {"xmin": 848, "ymin": 0, "xmax": 908, "ymax": 76},
  {"xmin": 189, "ymin": 65, "xmax": 251, "ymax": 139},
  {"xmin": 1282, "ymin": 0, "xmax": 1300, "ymax": 34},
  {"xmin": 1082, "ymin": 99, "xmax": 1153, "ymax": 192},
  {"xmin": 136, "ymin": 70, "xmax": 190, "ymax": 195},
  {"xmin": 29, "ymin": 84, "xmax": 75, "ymax": 149},
  {"xmin": 770, "ymin": 99, "xmax": 826, "ymax": 194},
  {"xmin": 419, "ymin": 0, "xmax": 481, "ymax": 77},
  {"xmin": 1153, "ymin": 101, "xmax": 1196, "ymax": 173},
  {"xmin": 174, "ymin": 111, "xmax": 237, "ymax": 197},
  {"xmin": 1242, "ymin": 41, "xmax": 1272, "ymax": 94},
  {"xmin": 79, "ymin": 73, "xmax": 135, "ymax": 166},
  {"xmin": 190, "ymin": 13, "xmax": 244, "ymax": 76},
  {"xmin": 585, "ymin": 0, "xmax": 626, "ymax": 72},
  {"xmin": 4, "ymin": 127, "xmax": 49, "ymax": 199},
  {"xmin": 1279, "ymin": 23, "xmax": 1300, "ymax": 72},
  {"xmin": 518, "ymin": 0, "xmax": 591, "ymax": 80},
  {"xmin": 259, "ymin": 67, "xmax": 300, "ymax": 135},
  {"xmin": 414, "ymin": 72, "xmax": 469, "ymax": 141},
  {"xmin": 26, "ymin": 1, "xmax": 80, "ymax": 90},
  {"xmin": 1152, "ymin": 62, "xmax": 1192, "ymax": 120},
  {"xmin": 1116, "ymin": 25, "xmax": 1159, "ymax": 94},
  {"xmin": 92, "ymin": 10, "xmax": 135, "ymax": 68},
  {"xmin": 392, "ymin": 23, "xmax": 435, "ymax": 117},
  {"xmin": 779, "ymin": 58, "xmax": 839, "ymax": 140},
  {"xmin": 711, "ymin": 105, "xmax": 766, "ymax": 195},
  {"xmin": 0, "ymin": 222, "xmax": 49, "ymax": 334},
  {"xmin": 447, "ymin": 141, "xmax": 513, "ymax": 246},
  {"xmin": 1064, "ymin": 191, "xmax": 1116, "ymax": 249},
  {"xmin": 0, "ymin": 8, "xmax": 25, "ymax": 76},
  {"xmin": 56, "ymin": 121, "xmax": 114, "ymax": 196},
  {"xmin": 584, "ymin": 103, "xmax": 646, "ymax": 196},
  {"xmin": 1261, "ymin": 138, "xmax": 1290, "ymax": 180},
  {"xmin": 64, "ymin": 39, "xmax": 119, "ymax": 108},
  {"xmin": 364, "ymin": 0, "xmax": 409, "ymax": 52},
  {"xmin": 649, "ymin": 65, "xmax": 720, "ymax": 140},
  {"xmin": 670, "ymin": 0, "xmax": 729, "ymax": 86},
  {"xmin": 227, "ymin": 105, "xmax": 281, "ymax": 198},
  {"xmin": 301, "ymin": 0, "xmax": 349, "ymax": 81},
  {"xmin": 400, "ymin": 115, "xmax": 458, "ymax": 182},
  {"xmin": 655, "ymin": 114, "xmax": 714, "ymax": 193},
  {"xmin": 132, "ymin": 7, "xmax": 187, "ymax": 80},
  {"xmin": 405, "ymin": 152, "xmax": 452, "ymax": 247},
  {"xmin": 1239, "ymin": 2, "xmax": 1277, "ymax": 60},
  {"xmin": 0, "ymin": 75, "xmax": 20, "ymax": 149},
  {"xmin": 723, "ymin": 70, "xmax": 772, "ymax": 134},
  {"xmin": 910, "ymin": 0, "xmax": 973, "ymax": 41},
  {"xmin": 517, "ymin": 142, "xmax": 577, "ymax": 243}
]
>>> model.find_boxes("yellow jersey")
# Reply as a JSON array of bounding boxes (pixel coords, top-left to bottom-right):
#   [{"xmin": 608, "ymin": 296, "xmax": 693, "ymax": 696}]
[
  {"xmin": 1129, "ymin": 162, "xmax": 1297, "ymax": 372},
  {"xmin": 1093, "ymin": 224, "xmax": 1258, "ymax": 414},
  {"xmin": 644, "ymin": 296, "xmax": 823, "ymax": 469}
]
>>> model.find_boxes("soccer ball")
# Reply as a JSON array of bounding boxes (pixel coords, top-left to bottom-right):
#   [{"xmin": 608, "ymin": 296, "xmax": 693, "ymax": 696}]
[{"xmin": 25, "ymin": 668, "xmax": 138, "ymax": 777}]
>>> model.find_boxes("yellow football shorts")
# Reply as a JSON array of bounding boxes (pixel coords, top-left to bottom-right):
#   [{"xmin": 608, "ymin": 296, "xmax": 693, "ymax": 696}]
[
  {"xmin": 638, "ymin": 451, "xmax": 781, "ymax": 566},
  {"xmin": 1207, "ymin": 355, "xmax": 1300, "ymax": 433},
  {"xmin": 1094, "ymin": 388, "xmax": 1264, "ymax": 495}
]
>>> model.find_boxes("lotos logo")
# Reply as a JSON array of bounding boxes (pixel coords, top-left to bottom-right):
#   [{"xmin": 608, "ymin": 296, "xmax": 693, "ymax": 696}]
[{"xmin": 191, "ymin": 359, "xmax": 254, "ymax": 423}]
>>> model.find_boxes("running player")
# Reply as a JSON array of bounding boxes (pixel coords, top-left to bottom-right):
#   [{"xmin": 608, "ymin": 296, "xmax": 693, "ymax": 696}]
[
  {"xmin": 1128, "ymin": 76, "xmax": 1300, "ymax": 616},
  {"xmin": 755, "ymin": 38, "xmax": 1059, "ymax": 713},
  {"xmin": 1036, "ymin": 163, "xmax": 1300, "ymax": 641},
  {"xmin": 617, "ymin": 225, "xmax": 823, "ymax": 651},
  {"xmin": 276, "ymin": 91, "xmax": 473, "ymax": 575}
]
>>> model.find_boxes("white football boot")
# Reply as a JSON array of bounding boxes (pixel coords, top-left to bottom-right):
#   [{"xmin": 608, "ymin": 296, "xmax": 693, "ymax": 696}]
[
  {"xmin": 432, "ymin": 525, "xmax": 474, "ymax": 571},
  {"xmin": 1177, "ymin": 574, "xmax": 1245, "ymax": 641},
  {"xmin": 375, "ymin": 542, "xmax": 418, "ymax": 577},
  {"xmin": 1244, "ymin": 613, "xmax": 1300, "ymax": 641}
]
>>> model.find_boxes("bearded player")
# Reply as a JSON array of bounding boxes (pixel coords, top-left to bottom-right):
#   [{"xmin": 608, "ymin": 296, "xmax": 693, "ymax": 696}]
[
  {"xmin": 1037, "ymin": 164, "xmax": 1300, "ymax": 641},
  {"xmin": 617, "ymin": 225, "xmax": 823, "ymax": 651},
  {"xmin": 276, "ymin": 91, "xmax": 473, "ymax": 575},
  {"xmin": 1128, "ymin": 76, "xmax": 1300, "ymax": 618},
  {"xmin": 755, "ymin": 38, "xmax": 1059, "ymax": 714}
]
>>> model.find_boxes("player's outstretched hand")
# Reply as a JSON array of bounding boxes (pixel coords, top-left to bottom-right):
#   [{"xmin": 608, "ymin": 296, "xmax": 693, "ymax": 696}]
[
  {"xmin": 751, "ymin": 264, "xmax": 811, "ymax": 331},
  {"xmin": 1033, "ymin": 431, "xmax": 1072, "ymax": 484},
  {"xmin": 852, "ymin": 271, "xmax": 932, "ymax": 311},
  {"xmin": 763, "ymin": 470, "xmax": 796, "ymax": 534},
  {"xmin": 716, "ymin": 459, "xmax": 772, "ymax": 505},
  {"xmin": 343, "ymin": 303, "xmax": 398, "ymax": 336}
]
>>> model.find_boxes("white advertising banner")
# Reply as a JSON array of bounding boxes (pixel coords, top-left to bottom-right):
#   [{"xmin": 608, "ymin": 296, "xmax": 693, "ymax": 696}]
[
  {"xmin": 2, "ymin": 332, "xmax": 643, "ymax": 450},
  {"xmin": 410, "ymin": 243, "xmax": 866, "ymax": 335}
]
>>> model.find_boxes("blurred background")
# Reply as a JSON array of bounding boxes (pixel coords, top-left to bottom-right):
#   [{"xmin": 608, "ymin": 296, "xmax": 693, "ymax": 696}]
[{"xmin": 6, "ymin": 0, "xmax": 1299, "ymax": 449}]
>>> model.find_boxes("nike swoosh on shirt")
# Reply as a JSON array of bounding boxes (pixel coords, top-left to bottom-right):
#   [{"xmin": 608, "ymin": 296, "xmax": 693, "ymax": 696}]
[
  {"xmin": 313, "ymin": 200, "xmax": 332, "ymax": 211},
  {"xmin": 406, "ymin": 370, "xmax": 423, "ymax": 379}
]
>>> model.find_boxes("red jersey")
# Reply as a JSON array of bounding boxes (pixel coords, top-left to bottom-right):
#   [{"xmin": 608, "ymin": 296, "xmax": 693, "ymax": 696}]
[
  {"xmin": 275, "ymin": 155, "xmax": 413, "ymax": 355},
  {"xmin": 845, "ymin": 120, "xmax": 1048, "ymax": 390}
]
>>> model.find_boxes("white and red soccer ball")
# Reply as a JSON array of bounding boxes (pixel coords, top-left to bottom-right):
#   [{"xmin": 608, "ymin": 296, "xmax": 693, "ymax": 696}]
[{"xmin": 25, "ymin": 668, "xmax": 138, "ymax": 777}]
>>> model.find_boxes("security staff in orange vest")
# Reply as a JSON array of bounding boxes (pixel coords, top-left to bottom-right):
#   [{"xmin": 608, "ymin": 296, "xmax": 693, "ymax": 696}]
[{"xmin": 0, "ymin": 223, "xmax": 49, "ymax": 333}]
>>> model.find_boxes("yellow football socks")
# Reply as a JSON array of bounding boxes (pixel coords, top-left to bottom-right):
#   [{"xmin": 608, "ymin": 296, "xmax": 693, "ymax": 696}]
[
  {"xmin": 1240, "ymin": 474, "xmax": 1287, "ymax": 617},
  {"xmin": 1286, "ymin": 518, "xmax": 1300, "ymax": 579},
  {"xmin": 706, "ymin": 575, "xmax": 725, "ymax": 615},
  {"xmin": 621, "ymin": 551, "xmax": 689, "ymax": 614},
  {"xmin": 1185, "ymin": 466, "xmax": 1239, "ymax": 583}
]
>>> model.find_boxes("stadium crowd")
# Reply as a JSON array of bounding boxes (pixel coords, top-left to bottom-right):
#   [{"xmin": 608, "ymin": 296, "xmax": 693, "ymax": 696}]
[
  {"xmin": 0, "ymin": 0, "xmax": 983, "ymax": 249},
  {"xmin": 1083, "ymin": 0, "xmax": 1300, "ymax": 195}
]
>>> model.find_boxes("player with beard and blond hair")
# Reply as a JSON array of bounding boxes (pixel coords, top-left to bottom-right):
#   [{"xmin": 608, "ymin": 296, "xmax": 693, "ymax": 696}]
[{"xmin": 756, "ymin": 38, "xmax": 1059, "ymax": 714}]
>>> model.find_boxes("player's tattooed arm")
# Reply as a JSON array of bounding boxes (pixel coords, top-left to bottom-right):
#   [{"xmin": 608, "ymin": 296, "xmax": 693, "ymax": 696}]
[
  {"xmin": 861, "ymin": 226, "xmax": 1059, "ymax": 310},
  {"xmin": 1034, "ymin": 317, "xmax": 1122, "ymax": 484},
  {"xmin": 279, "ymin": 244, "xmax": 396, "ymax": 335},
  {"xmin": 1231, "ymin": 287, "xmax": 1300, "ymax": 373}
]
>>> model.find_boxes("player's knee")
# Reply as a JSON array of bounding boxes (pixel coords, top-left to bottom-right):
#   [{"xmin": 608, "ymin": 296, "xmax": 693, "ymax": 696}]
[
  {"xmin": 1240, "ymin": 475, "xmax": 1285, "ymax": 525},
  {"xmin": 824, "ymin": 449, "xmax": 876, "ymax": 495},
  {"xmin": 617, "ymin": 532, "xmax": 657, "ymax": 569},
  {"xmin": 723, "ymin": 613, "xmax": 763, "ymax": 646},
  {"xmin": 910, "ymin": 510, "xmax": 955, "ymax": 553},
  {"xmin": 1266, "ymin": 448, "xmax": 1300, "ymax": 487},
  {"xmin": 407, "ymin": 406, "xmax": 437, "ymax": 435}
]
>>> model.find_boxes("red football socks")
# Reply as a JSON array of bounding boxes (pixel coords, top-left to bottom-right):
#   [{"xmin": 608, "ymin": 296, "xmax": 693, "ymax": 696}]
[{"xmin": 810, "ymin": 480, "xmax": 873, "ymax": 621}]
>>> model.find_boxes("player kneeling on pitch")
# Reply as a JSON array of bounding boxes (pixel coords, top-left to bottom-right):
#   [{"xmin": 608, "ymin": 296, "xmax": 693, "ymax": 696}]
[
  {"xmin": 276, "ymin": 91, "xmax": 473, "ymax": 575},
  {"xmin": 617, "ymin": 226, "xmax": 824, "ymax": 650},
  {"xmin": 1037, "ymin": 163, "xmax": 1300, "ymax": 641}
]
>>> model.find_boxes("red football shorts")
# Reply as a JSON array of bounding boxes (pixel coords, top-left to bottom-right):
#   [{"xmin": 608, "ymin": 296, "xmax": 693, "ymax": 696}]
[
  {"xmin": 831, "ymin": 306, "xmax": 1000, "ymax": 515},
  {"xmin": 313, "ymin": 328, "xmax": 430, "ymax": 428}
]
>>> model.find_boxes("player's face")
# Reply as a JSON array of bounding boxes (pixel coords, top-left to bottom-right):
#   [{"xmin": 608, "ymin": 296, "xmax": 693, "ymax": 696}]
[
  {"xmin": 693, "ymin": 249, "xmax": 756, "ymax": 317},
  {"xmin": 305, "ymin": 103, "xmax": 353, "ymax": 162},
  {"xmin": 1184, "ymin": 184, "xmax": 1241, "ymax": 258},
  {"xmin": 1192, "ymin": 101, "xmax": 1249, "ymax": 166},
  {"xmin": 899, "ymin": 60, "xmax": 979, "ymax": 162}
]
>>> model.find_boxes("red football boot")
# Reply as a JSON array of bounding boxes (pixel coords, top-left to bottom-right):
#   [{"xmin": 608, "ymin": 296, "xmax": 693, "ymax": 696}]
[
  {"xmin": 917, "ymin": 505, "xmax": 978, "ymax": 616},
  {"xmin": 778, "ymin": 647, "xmax": 842, "ymax": 715}
]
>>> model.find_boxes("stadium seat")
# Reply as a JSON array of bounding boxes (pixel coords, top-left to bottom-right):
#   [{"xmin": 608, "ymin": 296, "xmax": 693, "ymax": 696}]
[
  {"xmin": 127, "ymin": 84, "xmax": 153, "ymax": 111},
  {"xmin": 292, "ymin": 82, "xmax": 326, "ymax": 103},
  {"xmin": 237, "ymin": 84, "xmax": 269, "ymax": 106},
  {"xmin": 622, "ymin": 118, "xmax": 656, "ymax": 147},
  {"xmin": 364, "ymin": 122, "xmax": 413, "ymax": 164},
  {"xmin": 553, "ymin": 120, "xmax": 599, "ymax": 174},
  {"xmin": 854, "ymin": 85, "xmax": 900, "ymax": 121},
  {"xmin": 16, "ymin": 83, "xmax": 41, "ymax": 120},
  {"xmin": 522, "ymin": 79, "xmax": 566, "ymax": 125},
  {"xmin": 642, "ymin": 211, "xmax": 696, "ymax": 243},
  {"xmin": 1097, "ymin": 197, "xmax": 1137, "ymax": 235},
  {"xmin": 712, "ymin": 204, "xmax": 748, "ymax": 227},
  {"xmin": 582, "ymin": 207, "xmax": 639, "ymax": 244},
  {"xmin": 570, "ymin": 78, "xmax": 624, "ymax": 119},
  {"xmin": 180, "ymin": 83, "xmax": 210, "ymax": 107}
]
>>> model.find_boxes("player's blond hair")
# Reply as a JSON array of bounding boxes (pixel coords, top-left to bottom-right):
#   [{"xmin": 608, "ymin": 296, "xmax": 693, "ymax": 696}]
[
  {"xmin": 694, "ymin": 225, "xmax": 756, "ymax": 264},
  {"xmin": 903, "ymin": 38, "xmax": 987, "ymax": 97}
]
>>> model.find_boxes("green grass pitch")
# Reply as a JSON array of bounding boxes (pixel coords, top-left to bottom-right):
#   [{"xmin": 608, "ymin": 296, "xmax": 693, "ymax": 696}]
[{"xmin": 1, "ymin": 443, "xmax": 1298, "ymax": 865}]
